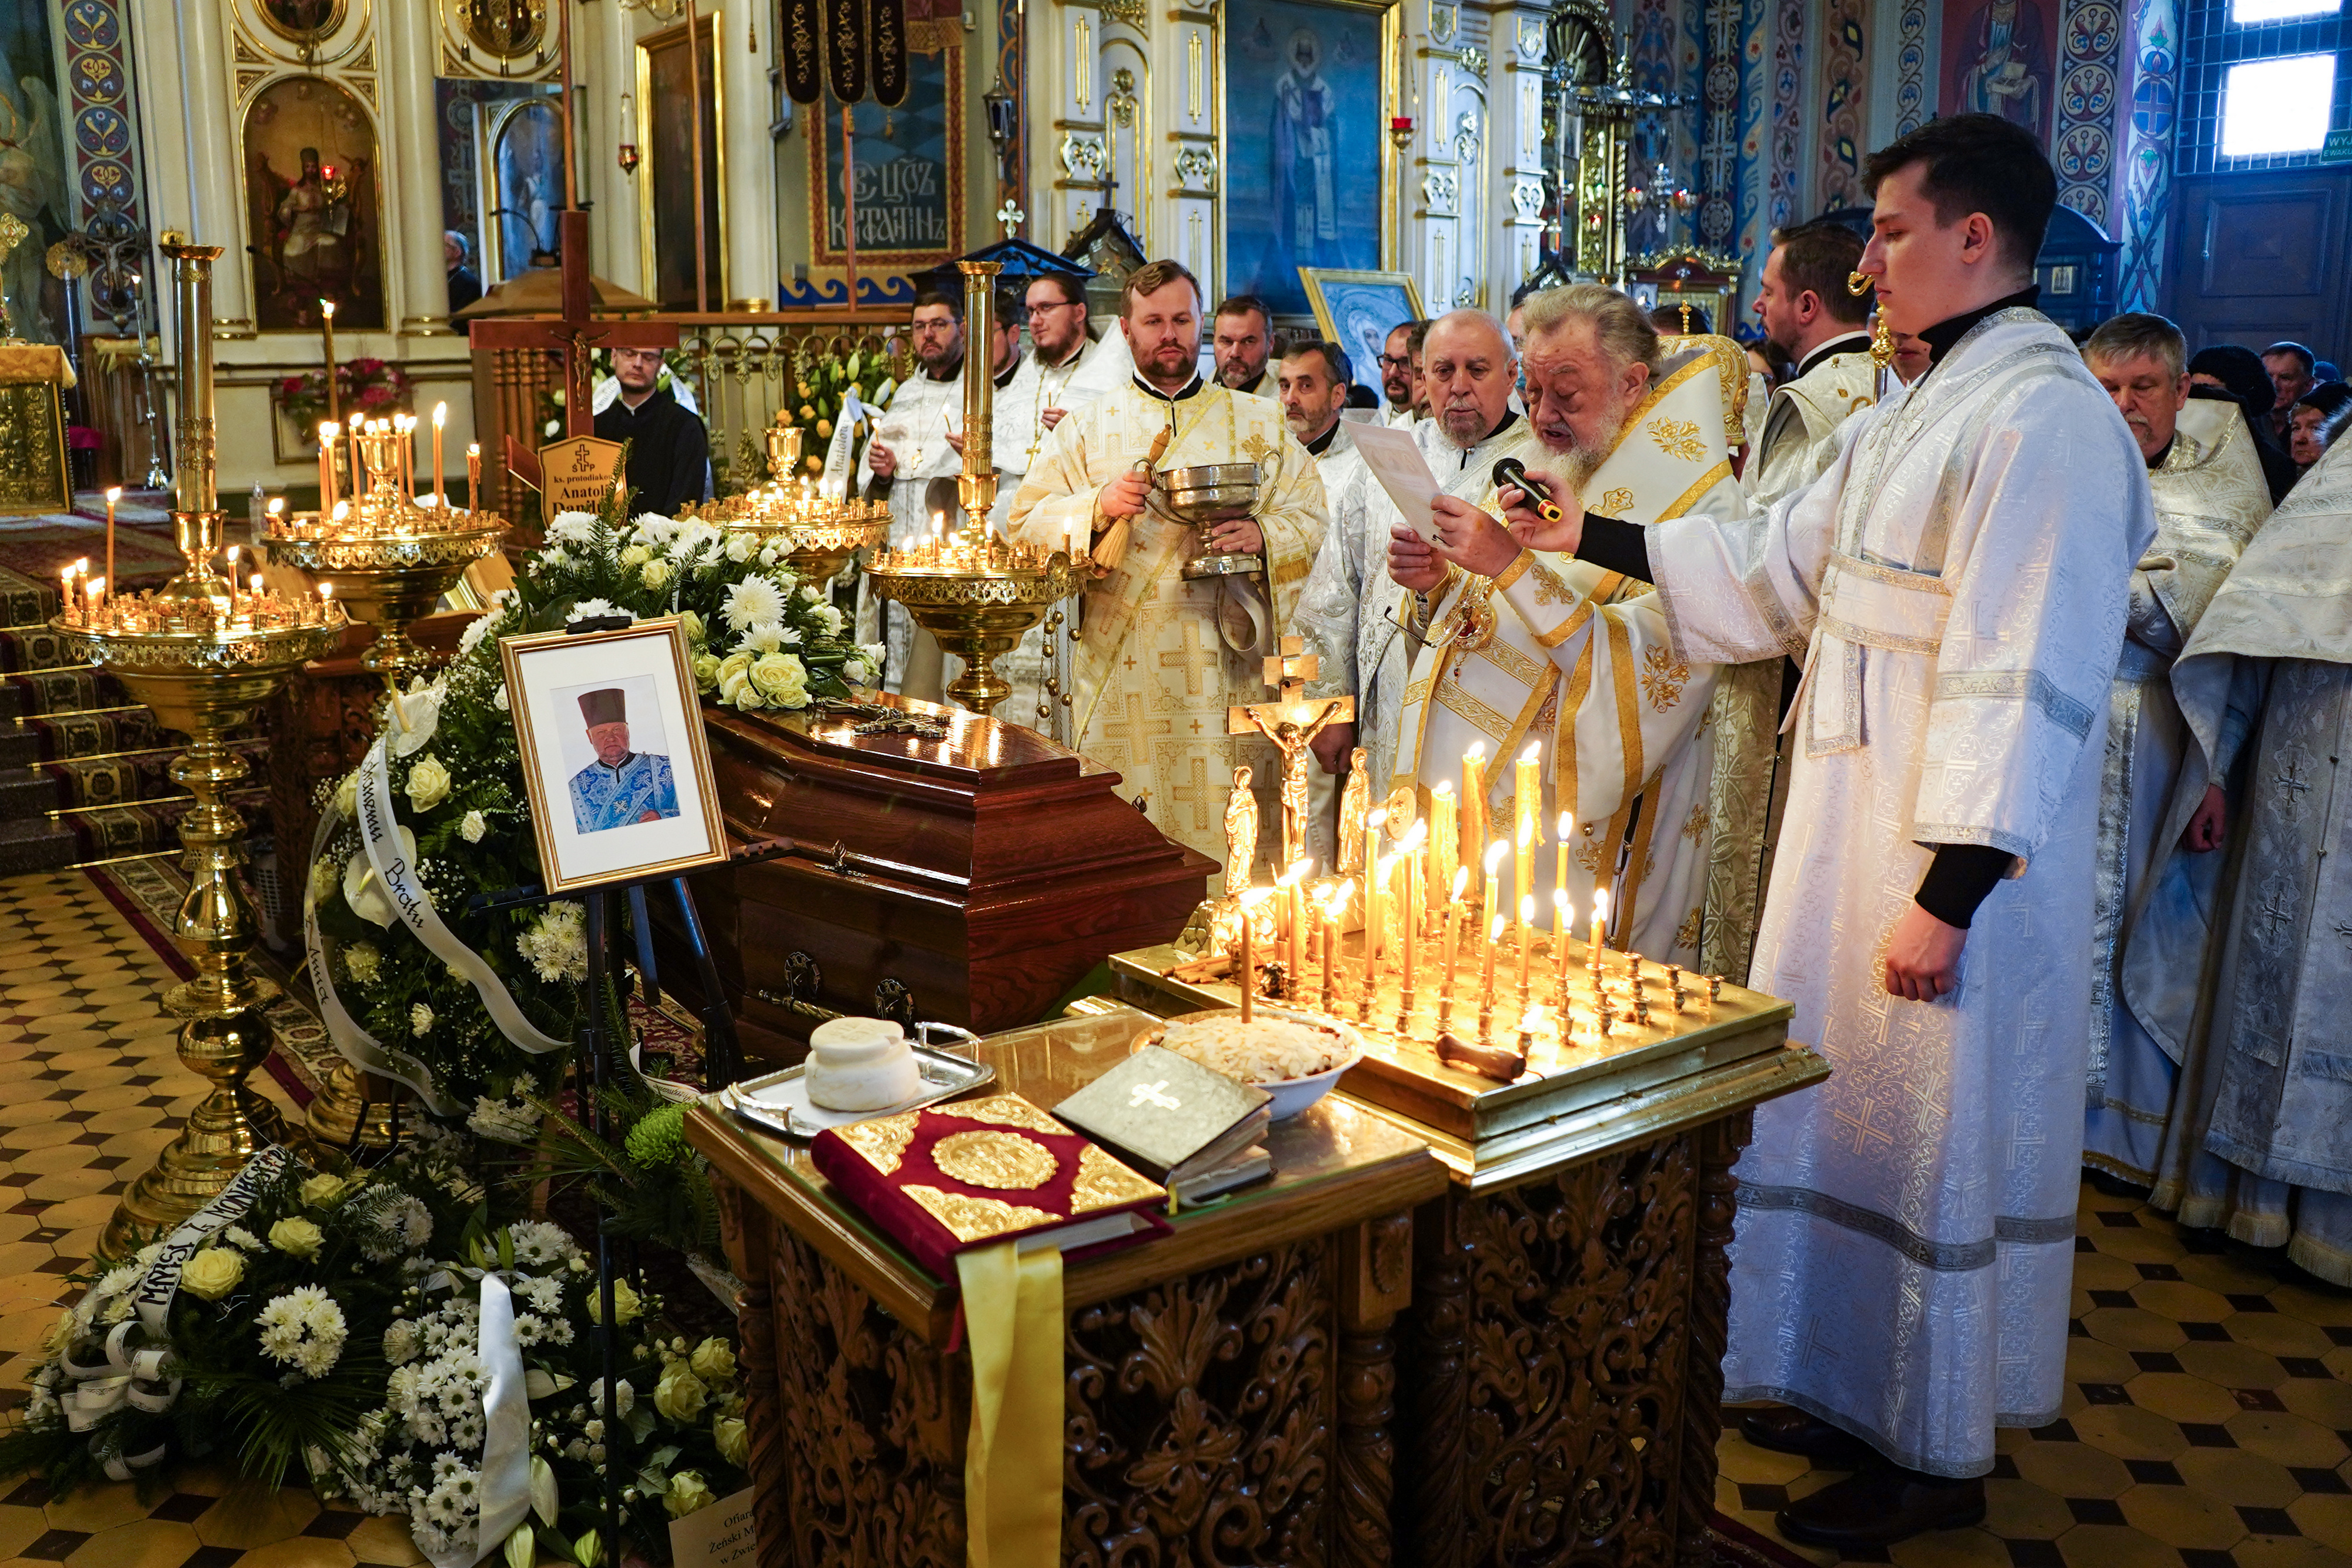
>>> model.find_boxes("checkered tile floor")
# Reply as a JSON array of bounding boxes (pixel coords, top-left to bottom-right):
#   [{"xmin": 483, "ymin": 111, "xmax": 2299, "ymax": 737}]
[
  {"xmin": 1715, "ymin": 1182, "xmax": 2352, "ymax": 1566},
  {"xmin": 5, "ymin": 864, "xmax": 2350, "ymax": 1566}
]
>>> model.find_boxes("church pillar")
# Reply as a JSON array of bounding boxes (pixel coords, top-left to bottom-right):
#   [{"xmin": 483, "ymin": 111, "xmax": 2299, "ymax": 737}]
[
  {"xmin": 718, "ymin": 4, "xmax": 777, "ymax": 307},
  {"xmin": 1484, "ymin": 1, "xmax": 1551, "ymax": 306},
  {"xmin": 585, "ymin": 2, "xmax": 644, "ymax": 296},
  {"xmin": 386, "ymin": 0, "xmax": 453, "ymax": 335},
  {"xmin": 133, "ymin": 0, "xmax": 252, "ymax": 334}
]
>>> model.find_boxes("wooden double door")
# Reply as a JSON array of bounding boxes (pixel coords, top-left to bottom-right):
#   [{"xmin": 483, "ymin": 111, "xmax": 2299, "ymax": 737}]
[{"xmin": 2167, "ymin": 168, "xmax": 2352, "ymax": 366}]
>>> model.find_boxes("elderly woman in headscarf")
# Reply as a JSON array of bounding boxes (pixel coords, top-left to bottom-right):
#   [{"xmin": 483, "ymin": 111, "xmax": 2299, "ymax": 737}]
[
  {"xmin": 2288, "ymin": 381, "xmax": 2352, "ymax": 473},
  {"xmin": 2189, "ymin": 345, "xmax": 2301, "ymax": 503}
]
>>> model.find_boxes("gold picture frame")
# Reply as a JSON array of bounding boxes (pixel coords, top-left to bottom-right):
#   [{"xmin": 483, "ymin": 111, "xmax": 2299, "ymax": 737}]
[
  {"xmin": 1298, "ymin": 268, "xmax": 1427, "ymax": 407},
  {"xmin": 500, "ymin": 618, "xmax": 730, "ymax": 895},
  {"xmin": 255, "ymin": 0, "xmax": 352, "ymax": 46},
  {"xmin": 635, "ymin": 13, "xmax": 730, "ymax": 311}
]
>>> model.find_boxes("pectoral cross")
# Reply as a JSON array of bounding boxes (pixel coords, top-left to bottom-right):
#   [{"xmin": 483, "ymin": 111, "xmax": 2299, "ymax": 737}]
[
  {"xmin": 1128, "ymin": 1080, "xmax": 1182, "ymax": 1111},
  {"xmin": 1228, "ymin": 636, "xmax": 1353, "ymax": 871}
]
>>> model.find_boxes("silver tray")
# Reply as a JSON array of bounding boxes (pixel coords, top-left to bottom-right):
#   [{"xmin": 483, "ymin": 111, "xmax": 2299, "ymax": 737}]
[{"xmin": 721, "ymin": 1031, "xmax": 993, "ymax": 1140}]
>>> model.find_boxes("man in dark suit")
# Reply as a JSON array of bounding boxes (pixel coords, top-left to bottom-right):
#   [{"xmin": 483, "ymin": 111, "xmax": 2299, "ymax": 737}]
[
  {"xmin": 594, "ymin": 346, "xmax": 711, "ymax": 516},
  {"xmin": 445, "ymin": 232, "xmax": 482, "ymax": 330}
]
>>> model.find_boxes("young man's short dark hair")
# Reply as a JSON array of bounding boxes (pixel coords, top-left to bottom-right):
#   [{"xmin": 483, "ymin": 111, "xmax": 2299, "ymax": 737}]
[
  {"xmin": 1862, "ymin": 112, "xmax": 2058, "ymax": 273},
  {"xmin": 1402, "ymin": 319, "xmax": 1431, "ymax": 355},
  {"xmin": 993, "ymin": 289, "xmax": 1027, "ymax": 327},
  {"xmin": 1769, "ymin": 219, "xmax": 1871, "ymax": 325},
  {"xmin": 1281, "ymin": 339, "xmax": 1352, "ymax": 385},
  {"xmin": 912, "ymin": 289, "xmax": 964, "ymax": 319}
]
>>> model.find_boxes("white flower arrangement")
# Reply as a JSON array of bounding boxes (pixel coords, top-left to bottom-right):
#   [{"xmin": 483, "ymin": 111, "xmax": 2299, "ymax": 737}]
[{"xmin": 256, "ymin": 1284, "xmax": 349, "ymax": 1379}]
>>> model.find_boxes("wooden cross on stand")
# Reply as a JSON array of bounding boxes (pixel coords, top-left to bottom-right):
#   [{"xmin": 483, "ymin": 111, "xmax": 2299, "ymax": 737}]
[
  {"xmin": 1228, "ymin": 636, "xmax": 1352, "ymax": 874},
  {"xmin": 468, "ymin": 210, "xmax": 681, "ymax": 479}
]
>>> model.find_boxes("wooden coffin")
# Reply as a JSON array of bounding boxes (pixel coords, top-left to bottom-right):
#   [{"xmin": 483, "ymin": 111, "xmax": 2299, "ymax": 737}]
[{"xmin": 667, "ymin": 694, "xmax": 1214, "ymax": 1064}]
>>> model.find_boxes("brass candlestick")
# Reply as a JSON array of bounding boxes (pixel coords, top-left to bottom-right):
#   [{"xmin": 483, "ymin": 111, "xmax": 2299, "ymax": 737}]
[
  {"xmin": 63, "ymin": 242, "xmax": 348, "ymax": 1259},
  {"xmin": 863, "ymin": 537, "xmax": 1085, "ymax": 714}
]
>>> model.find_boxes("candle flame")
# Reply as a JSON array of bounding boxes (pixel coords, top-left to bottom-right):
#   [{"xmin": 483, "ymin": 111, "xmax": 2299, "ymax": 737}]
[
  {"xmin": 1278, "ymin": 860, "xmax": 1309, "ymax": 887},
  {"xmin": 1324, "ymin": 882, "xmax": 1352, "ymax": 915},
  {"xmin": 1368, "ymin": 808, "xmax": 1388, "ymax": 832},
  {"xmin": 320, "ymin": 299, "xmax": 334, "ymax": 317},
  {"xmin": 1519, "ymin": 741, "xmax": 1540, "ymax": 763},
  {"xmin": 268, "ymin": 498, "xmax": 284, "ymax": 515},
  {"xmin": 1451, "ymin": 865, "xmax": 1469, "ymax": 900},
  {"xmin": 1484, "ymin": 839, "xmax": 1506, "ymax": 875},
  {"xmin": 321, "ymin": 422, "xmax": 339, "ymax": 439},
  {"xmin": 1519, "ymin": 893, "xmax": 1534, "ymax": 921},
  {"xmin": 1465, "ymin": 741, "xmax": 1487, "ymax": 764},
  {"xmin": 1593, "ymin": 886, "xmax": 1610, "ymax": 921},
  {"xmin": 1432, "ymin": 780, "xmax": 1453, "ymax": 799},
  {"xmin": 1555, "ymin": 888, "xmax": 1573, "ymax": 922},
  {"xmin": 433, "ymin": 402, "xmax": 446, "ymax": 428},
  {"xmin": 1395, "ymin": 820, "xmax": 1426, "ymax": 854},
  {"xmin": 74, "ymin": 557, "xmax": 88, "ymax": 574},
  {"xmin": 250, "ymin": 574, "xmax": 263, "ymax": 595},
  {"xmin": 86, "ymin": 577, "xmax": 103, "ymax": 597},
  {"xmin": 319, "ymin": 583, "xmax": 333, "ymax": 599},
  {"xmin": 1558, "ymin": 810, "xmax": 1573, "ymax": 837},
  {"xmin": 1488, "ymin": 912, "xmax": 1506, "ymax": 940},
  {"xmin": 1241, "ymin": 887, "xmax": 1276, "ymax": 907},
  {"xmin": 332, "ymin": 500, "xmax": 348, "ymax": 520},
  {"xmin": 105, "ymin": 485, "xmax": 122, "ymax": 503},
  {"xmin": 468, "ymin": 442, "xmax": 480, "ymax": 456}
]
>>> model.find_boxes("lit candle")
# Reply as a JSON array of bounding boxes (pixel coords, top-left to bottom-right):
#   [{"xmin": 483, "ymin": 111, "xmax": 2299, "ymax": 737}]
[
  {"xmin": 1238, "ymin": 892, "xmax": 1259, "ymax": 1025},
  {"xmin": 432, "ymin": 403, "xmax": 447, "ymax": 510},
  {"xmin": 348, "ymin": 421, "xmax": 362, "ymax": 507},
  {"xmin": 249, "ymin": 572, "xmax": 264, "ymax": 610},
  {"xmin": 319, "ymin": 582, "xmax": 335, "ymax": 623},
  {"xmin": 224, "ymin": 546, "xmax": 240, "ymax": 607},
  {"xmin": 319, "ymin": 299, "xmax": 339, "ymax": 426},
  {"xmin": 1515, "ymin": 741, "xmax": 1541, "ymax": 940},
  {"xmin": 319, "ymin": 422, "xmax": 339, "ymax": 511},
  {"xmin": 1480, "ymin": 837, "xmax": 1504, "ymax": 985},
  {"xmin": 1591, "ymin": 885, "xmax": 1611, "ymax": 973},
  {"xmin": 1428, "ymin": 781, "xmax": 1455, "ymax": 937},
  {"xmin": 1462, "ymin": 743, "xmax": 1487, "ymax": 901},
  {"xmin": 1517, "ymin": 892, "xmax": 1534, "ymax": 1004},
  {"xmin": 266, "ymin": 497, "xmax": 285, "ymax": 536},
  {"xmin": 1553, "ymin": 887, "xmax": 1573, "ymax": 985},
  {"xmin": 1480, "ymin": 911, "xmax": 1504, "ymax": 1040},
  {"xmin": 467, "ymin": 442, "xmax": 482, "ymax": 511},
  {"xmin": 1281, "ymin": 859, "xmax": 1309, "ymax": 990},
  {"xmin": 58, "ymin": 563, "xmax": 75, "ymax": 623},
  {"xmin": 86, "ymin": 578, "xmax": 104, "ymax": 623},
  {"xmin": 1438, "ymin": 865, "xmax": 1467, "ymax": 1032},
  {"xmin": 1321, "ymin": 883, "xmax": 1349, "ymax": 1014}
]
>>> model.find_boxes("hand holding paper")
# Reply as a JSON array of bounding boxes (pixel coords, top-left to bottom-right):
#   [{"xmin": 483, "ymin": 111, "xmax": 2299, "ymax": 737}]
[{"xmin": 1345, "ymin": 422, "xmax": 1447, "ymax": 546}]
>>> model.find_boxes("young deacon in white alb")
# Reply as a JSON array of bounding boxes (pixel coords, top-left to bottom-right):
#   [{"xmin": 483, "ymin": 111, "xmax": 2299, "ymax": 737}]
[
  {"xmin": 1485, "ymin": 118, "xmax": 2154, "ymax": 1549},
  {"xmin": 860, "ymin": 293, "xmax": 968, "ymax": 697}
]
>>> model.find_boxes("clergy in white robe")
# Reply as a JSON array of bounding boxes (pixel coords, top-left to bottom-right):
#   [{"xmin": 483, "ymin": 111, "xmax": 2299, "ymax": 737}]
[
  {"xmin": 859, "ymin": 292, "xmax": 967, "ymax": 696},
  {"xmin": 2121, "ymin": 435, "xmax": 2352, "ymax": 1282},
  {"xmin": 1297, "ymin": 314, "xmax": 1536, "ymax": 827},
  {"xmin": 1004, "ymin": 260, "xmax": 1327, "ymax": 887},
  {"xmin": 1388, "ymin": 295, "xmax": 1758, "ymax": 965},
  {"xmin": 1745, "ymin": 219, "xmax": 1881, "ymax": 510},
  {"xmin": 2076, "ymin": 319, "xmax": 2272, "ymax": 1187},
  {"xmin": 1506, "ymin": 122, "xmax": 2154, "ymax": 1541},
  {"xmin": 970, "ymin": 278, "xmax": 1134, "ymax": 734}
]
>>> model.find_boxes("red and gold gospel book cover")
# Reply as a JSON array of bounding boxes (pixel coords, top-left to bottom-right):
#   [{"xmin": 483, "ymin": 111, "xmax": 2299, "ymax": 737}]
[{"xmin": 810, "ymin": 1094, "xmax": 1171, "ymax": 1279}]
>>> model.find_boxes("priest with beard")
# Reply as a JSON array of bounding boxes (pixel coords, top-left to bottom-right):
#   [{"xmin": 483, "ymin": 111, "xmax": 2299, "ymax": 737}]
[
  {"xmin": 1746, "ymin": 219, "xmax": 1879, "ymax": 508},
  {"xmin": 1005, "ymin": 260, "xmax": 1327, "ymax": 886},
  {"xmin": 1384, "ymin": 291, "xmax": 1759, "ymax": 965},
  {"xmin": 1307, "ymin": 310, "xmax": 1532, "ymax": 815},
  {"xmin": 2119, "ymin": 418, "xmax": 2352, "ymax": 1282},
  {"xmin": 2076, "ymin": 312, "xmax": 2273, "ymax": 1191},
  {"xmin": 861, "ymin": 291, "xmax": 968, "ymax": 697},
  {"xmin": 1489, "ymin": 115, "xmax": 2152, "ymax": 1545}
]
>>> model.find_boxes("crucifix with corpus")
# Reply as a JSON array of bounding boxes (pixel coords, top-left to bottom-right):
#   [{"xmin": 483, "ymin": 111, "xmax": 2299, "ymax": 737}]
[{"xmin": 1228, "ymin": 636, "xmax": 1352, "ymax": 877}]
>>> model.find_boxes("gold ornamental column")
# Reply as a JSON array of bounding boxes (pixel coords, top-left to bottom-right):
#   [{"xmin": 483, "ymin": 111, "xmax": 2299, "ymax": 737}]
[
  {"xmin": 957, "ymin": 259, "xmax": 1003, "ymax": 522},
  {"xmin": 64, "ymin": 241, "xmax": 346, "ymax": 1259}
]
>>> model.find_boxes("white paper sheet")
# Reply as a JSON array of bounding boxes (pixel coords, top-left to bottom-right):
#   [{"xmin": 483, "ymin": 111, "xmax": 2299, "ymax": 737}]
[{"xmin": 1345, "ymin": 422, "xmax": 1446, "ymax": 544}]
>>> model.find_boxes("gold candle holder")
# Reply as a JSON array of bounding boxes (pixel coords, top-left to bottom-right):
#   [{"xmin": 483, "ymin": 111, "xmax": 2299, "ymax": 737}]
[
  {"xmin": 64, "ymin": 240, "xmax": 350, "ymax": 1259},
  {"xmin": 685, "ymin": 472, "xmax": 891, "ymax": 589},
  {"xmin": 861, "ymin": 534, "xmax": 1085, "ymax": 714}
]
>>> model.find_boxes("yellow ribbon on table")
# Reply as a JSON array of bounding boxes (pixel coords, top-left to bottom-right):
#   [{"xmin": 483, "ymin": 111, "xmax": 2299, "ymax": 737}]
[{"xmin": 956, "ymin": 1240, "xmax": 1065, "ymax": 1567}]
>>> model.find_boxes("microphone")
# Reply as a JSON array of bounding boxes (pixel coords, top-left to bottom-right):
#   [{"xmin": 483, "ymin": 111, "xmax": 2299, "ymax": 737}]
[{"xmin": 1491, "ymin": 457, "xmax": 1565, "ymax": 525}]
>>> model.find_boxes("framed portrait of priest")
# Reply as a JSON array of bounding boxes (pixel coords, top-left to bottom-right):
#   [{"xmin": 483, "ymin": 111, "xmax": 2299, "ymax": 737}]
[{"xmin": 500, "ymin": 618, "xmax": 729, "ymax": 894}]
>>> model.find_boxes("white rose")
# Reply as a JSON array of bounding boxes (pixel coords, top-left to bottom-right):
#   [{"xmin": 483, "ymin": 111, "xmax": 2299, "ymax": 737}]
[
  {"xmin": 640, "ymin": 558, "xmax": 673, "ymax": 591},
  {"xmin": 460, "ymin": 810, "xmax": 487, "ymax": 843},
  {"xmin": 724, "ymin": 532, "xmax": 757, "ymax": 563},
  {"xmin": 404, "ymin": 755, "xmax": 452, "ymax": 813},
  {"xmin": 494, "ymin": 686, "xmax": 510, "ymax": 711},
  {"xmin": 181, "ymin": 1246, "xmax": 245, "ymax": 1300},
  {"xmin": 269, "ymin": 1217, "xmax": 324, "ymax": 1259}
]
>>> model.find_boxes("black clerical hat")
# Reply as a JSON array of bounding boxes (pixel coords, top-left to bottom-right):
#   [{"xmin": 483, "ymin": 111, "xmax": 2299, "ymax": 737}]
[{"xmin": 577, "ymin": 688, "xmax": 627, "ymax": 727}]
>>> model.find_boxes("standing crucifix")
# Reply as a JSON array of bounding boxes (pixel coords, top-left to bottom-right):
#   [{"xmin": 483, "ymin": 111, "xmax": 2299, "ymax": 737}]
[
  {"xmin": 470, "ymin": 212, "xmax": 681, "ymax": 446},
  {"xmin": 1228, "ymin": 636, "xmax": 1352, "ymax": 872}
]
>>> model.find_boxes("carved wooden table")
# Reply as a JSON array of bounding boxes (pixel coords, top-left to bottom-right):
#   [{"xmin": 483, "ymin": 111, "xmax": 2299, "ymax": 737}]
[
  {"xmin": 687, "ymin": 1005, "xmax": 1449, "ymax": 1567},
  {"xmin": 1106, "ymin": 950, "xmax": 1832, "ymax": 1567}
]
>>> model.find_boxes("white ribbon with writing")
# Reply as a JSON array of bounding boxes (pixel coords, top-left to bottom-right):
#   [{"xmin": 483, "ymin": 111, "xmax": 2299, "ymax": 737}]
[{"xmin": 356, "ymin": 734, "xmax": 567, "ymax": 1056}]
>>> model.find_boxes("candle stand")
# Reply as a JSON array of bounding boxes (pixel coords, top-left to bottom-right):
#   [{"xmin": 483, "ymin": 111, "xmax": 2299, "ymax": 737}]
[
  {"xmin": 59, "ymin": 242, "xmax": 350, "ymax": 1259},
  {"xmin": 685, "ymin": 424, "xmax": 890, "ymax": 587},
  {"xmin": 861, "ymin": 534, "xmax": 1085, "ymax": 715}
]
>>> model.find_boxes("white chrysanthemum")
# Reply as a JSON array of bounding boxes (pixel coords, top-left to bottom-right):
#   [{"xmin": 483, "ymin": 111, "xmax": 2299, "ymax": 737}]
[
  {"xmin": 467, "ymin": 1094, "xmax": 539, "ymax": 1145},
  {"xmin": 546, "ymin": 510, "xmax": 601, "ymax": 547},
  {"xmin": 455, "ymin": 607, "xmax": 507, "ymax": 657},
  {"xmin": 255, "ymin": 1285, "xmax": 348, "ymax": 1380},
  {"xmin": 739, "ymin": 623, "xmax": 784, "ymax": 654},
  {"xmin": 721, "ymin": 576, "xmax": 786, "ymax": 632},
  {"xmin": 221, "ymin": 1225, "xmax": 261, "ymax": 1252},
  {"xmin": 515, "ymin": 902, "xmax": 587, "ymax": 983},
  {"xmin": 361, "ymin": 1195, "xmax": 433, "ymax": 1263},
  {"xmin": 410, "ymin": 1002, "xmax": 433, "ymax": 1037},
  {"xmin": 564, "ymin": 598, "xmax": 620, "ymax": 624},
  {"xmin": 509, "ymin": 1220, "xmax": 578, "ymax": 1267}
]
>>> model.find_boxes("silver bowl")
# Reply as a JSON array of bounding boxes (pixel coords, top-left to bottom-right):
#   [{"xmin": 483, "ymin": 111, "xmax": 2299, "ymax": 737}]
[{"xmin": 1161, "ymin": 462, "xmax": 1261, "ymax": 524}]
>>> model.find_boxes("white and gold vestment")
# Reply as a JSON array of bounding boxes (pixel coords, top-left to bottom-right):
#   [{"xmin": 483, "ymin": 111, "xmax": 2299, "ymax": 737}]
[
  {"xmin": 2082, "ymin": 398, "xmax": 2270, "ymax": 1185},
  {"xmin": 1746, "ymin": 337, "xmax": 1878, "ymax": 509},
  {"xmin": 1005, "ymin": 379, "xmax": 1327, "ymax": 887},
  {"xmin": 1650, "ymin": 307, "xmax": 2154, "ymax": 1476},
  {"xmin": 1392, "ymin": 340, "xmax": 1760, "ymax": 968}
]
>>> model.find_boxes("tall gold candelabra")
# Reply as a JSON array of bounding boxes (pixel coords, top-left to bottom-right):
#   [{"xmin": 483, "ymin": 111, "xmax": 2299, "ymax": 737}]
[{"xmin": 57, "ymin": 242, "xmax": 349, "ymax": 1259}]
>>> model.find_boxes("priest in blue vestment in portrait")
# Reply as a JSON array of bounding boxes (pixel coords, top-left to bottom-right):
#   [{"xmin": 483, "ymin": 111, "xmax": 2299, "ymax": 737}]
[{"xmin": 567, "ymin": 687, "xmax": 680, "ymax": 833}]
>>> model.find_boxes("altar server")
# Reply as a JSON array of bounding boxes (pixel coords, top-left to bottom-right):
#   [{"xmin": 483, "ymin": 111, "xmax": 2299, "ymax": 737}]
[
  {"xmin": 1384, "ymin": 295, "xmax": 1758, "ymax": 965},
  {"xmin": 2121, "ymin": 433, "xmax": 2352, "ymax": 1281},
  {"xmin": 1494, "ymin": 115, "xmax": 2151, "ymax": 1545},
  {"xmin": 861, "ymin": 291, "xmax": 967, "ymax": 697},
  {"xmin": 1005, "ymin": 259, "xmax": 1327, "ymax": 887},
  {"xmin": 2076, "ymin": 313, "xmax": 2271, "ymax": 1188}
]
